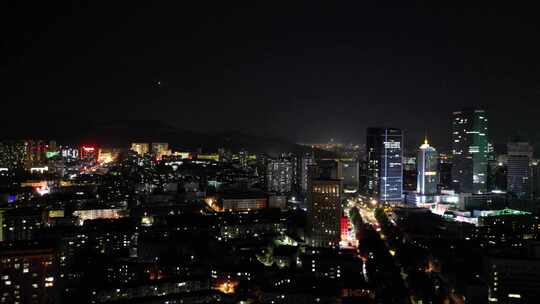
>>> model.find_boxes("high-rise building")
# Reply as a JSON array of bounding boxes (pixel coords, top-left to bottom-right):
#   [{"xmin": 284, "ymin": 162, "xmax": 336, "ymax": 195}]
[
  {"xmin": 341, "ymin": 160, "xmax": 359, "ymax": 193},
  {"xmin": 131, "ymin": 143, "xmax": 150, "ymax": 156},
  {"xmin": 438, "ymin": 153, "xmax": 453, "ymax": 190},
  {"xmin": 299, "ymin": 153, "xmax": 316, "ymax": 194},
  {"xmin": 451, "ymin": 108, "xmax": 489, "ymax": 193},
  {"xmin": 403, "ymin": 156, "xmax": 418, "ymax": 192},
  {"xmin": 0, "ymin": 243, "xmax": 58, "ymax": 303},
  {"xmin": 281, "ymin": 153, "xmax": 298, "ymax": 192},
  {"xmin": 366, "ymin": 128, "xmax": 403, "ymax": 203},
  {"xmin": 490, "ymin": 162, "xmax": 507, "ymax": 192},
  {"xmin": 307, "ymin": 178, "xmax": 342, "ymax": 248},
  {"xmin": 0, "ymin": 140, "xmax": 27, "ymax": 169},
  {"xmin": 507, "ymin": 141, "xmax": 533, "ymax": 198},
  {"xmin": 417, "ymin": 139, "xmax": 438, "ymax": 195},
  {"xmin": 266, "ymin": 158, "xmax": 293, "ymax": 194},
  {"xmin": 305, "ymin": 157, "xmax": 358, "ymax": 194}
]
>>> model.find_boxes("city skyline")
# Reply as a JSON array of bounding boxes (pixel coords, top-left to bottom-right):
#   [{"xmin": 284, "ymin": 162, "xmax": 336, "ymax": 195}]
[{"xmin": 3, "ymin": 2, "xmax": 540, "ymax": 303}]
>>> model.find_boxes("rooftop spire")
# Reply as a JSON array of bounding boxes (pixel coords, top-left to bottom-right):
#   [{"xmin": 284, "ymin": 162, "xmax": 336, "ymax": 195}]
[{"xmin": 420, "ymin": 132, "xmax": 430, "ymax": 149}]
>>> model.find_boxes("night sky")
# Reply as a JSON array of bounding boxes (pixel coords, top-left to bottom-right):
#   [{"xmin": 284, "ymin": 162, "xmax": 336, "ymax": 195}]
[{"xmin": 2, "ymin": 1, "xmax": 540, "ymax": 151}]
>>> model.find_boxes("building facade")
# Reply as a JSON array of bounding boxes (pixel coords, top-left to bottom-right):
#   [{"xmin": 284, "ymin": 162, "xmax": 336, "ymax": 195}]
[
  {"xmin": 266, "ymin": 158, "xmax": 293, "ymax": 194},
  {"xmin": 451, "ymin": 108, "xmax": 489, "ymax": 193},
  {"xmin": 0, "ymin": 244, "xmax": 58, "ymax": 304},
  {"xmin": 341, "ymin": 160, "xmax": 360, "ymax": 193},
  {"xmin": 307, "ymin": 178, "xmax": 342, "ymax": 248},
  {"xmin": 366, "ymin": 128, "xmax": 403, "ymax": 203},
  {"xmin": 299, "ymin": 153, "xmax": 316, "ymax": 194},
  {"xmin": 507, "ymin": 142, "xmax": 533, "ymax": 199},
  {"xmin": 417, "ymin": 139, "xmax": 438, "ymax": 195}
]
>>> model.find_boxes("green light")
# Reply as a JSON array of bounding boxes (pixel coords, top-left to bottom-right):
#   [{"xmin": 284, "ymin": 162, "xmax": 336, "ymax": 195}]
[
  {"xmin": 46, "ymin": 151, "xmax": 60, "ymax": 158},
  {"xmin": 487, "ymin": 208, "xmax": 531, "ymax": 217}
]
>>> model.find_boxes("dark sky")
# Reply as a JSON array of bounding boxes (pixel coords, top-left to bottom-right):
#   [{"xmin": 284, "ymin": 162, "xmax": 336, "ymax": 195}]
[{"xmin": 2, "ymin": 1, "xmax": 540, "ymax": 151}]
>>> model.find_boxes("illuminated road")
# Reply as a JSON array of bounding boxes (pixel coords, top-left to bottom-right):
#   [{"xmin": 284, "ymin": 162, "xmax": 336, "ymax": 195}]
[{"xmin": 346, "ymin": 197, "xmax": 409, "ymax": 303}]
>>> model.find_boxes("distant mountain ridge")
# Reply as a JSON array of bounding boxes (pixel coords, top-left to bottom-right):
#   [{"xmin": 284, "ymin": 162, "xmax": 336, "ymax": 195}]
[{"xmin": 0, "ymin": 119, "xmax": 314, "ymax": 156}]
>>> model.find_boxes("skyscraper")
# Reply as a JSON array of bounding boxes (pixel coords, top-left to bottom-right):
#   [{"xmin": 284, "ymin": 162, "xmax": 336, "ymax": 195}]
[
  {"xmin": 299, "ymin": 153, "xmax": 316, "ymax": 194},
  {"xmin": 416, "ymin": 138, "xmax": 438, "ymax": 195},
  {"xmin": 366, "ymin": 128, "xmax": 403, "ymax": 203},
  {"xmin": 307, "ymin": 178, "xmax": 342, "ymax": 248},
  {"xmin": 341, "ymin": 160, "xmax": 360, "ymax": 193},
  {"xmin": 266, "ymin": 158, "xmax": 293, "ymax": 194},
  {"xmin": 507, "ymin": 141, "xmax": 533, "ymax": 198},
  {"xmin": 451, "ymin": 109, "xmax": 489, "ymax": 193}
]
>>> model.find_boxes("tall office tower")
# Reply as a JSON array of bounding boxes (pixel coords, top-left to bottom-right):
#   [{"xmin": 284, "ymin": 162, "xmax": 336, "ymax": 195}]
[
  {"xmin": 281, "ymin": 153, "xmax": 298, "ymax": 192},
  {"xmin": 151, "ymin": 142, "xmax": 170, "ymax": 160},
  {"xmin": 266, "ymin": 158, "xmax": 293, "ymax": 194},
  {"xmin": 366, "ymin": 128, "xmax": 403, "ymax": 203},
  {"xmin": 307, "ymin": 178, "xmax": 342, "ymax": 248},
  {"xmin": 417, "ymin": 139, "xmax": 438, "ymax": 195},
  {"xmin": 451, "ymin": 108, "xmax": 489, "ymax": 193},
  {"xmin": 341, "ymin": 160, "xmax": 359, "ymax": 193},
  {"xmin": 437, "ymin": 153, "xmax": 453, "ymax": 190},
  {"xmin": 507, "ymin": 141, "xmax": 533, "ymax": 198},
  {"xmin": 0, "ymin": 140, "xmax": 27, "ymax": 169},
  {"xmin": 131, "ymin": 143, "xmax": 150, "ymax": 156},
  {"xmin": 403, "ymin": 156, "xmax": 418, "ymax": 191},
  {"xmin": 299, "ymin": 153, "xmax": 316, "ymax": 194}
]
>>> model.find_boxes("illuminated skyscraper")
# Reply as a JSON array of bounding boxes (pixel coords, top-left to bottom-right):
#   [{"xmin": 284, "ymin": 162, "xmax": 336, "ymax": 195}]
[
  {"xmin": 366, "ymin": 128, "xmax": 403, "ymax": 203},
  {"xmin": 307, "ymin": 178, "xmax": 342, "ymax": 248},
  {"xmin": 299, "ymin": 153, "xmax": 316, "ymax": 194},
  {"xmin": 507, "ymin": 141, "xmax": 533, "ymax": 198},
  {"xmin": 266, "ymin": 158, "xmax": 293, "ymax": 194},
  {"xmin": 451, "ymin": 109, "xmax": 489, "ymax": 193},
  {"xmin": 416, "ymin": 138, "xmax": 438, "ymax": 195},
  {"xmin": 131, "ymin": 143, "xmax": 150, "ymax": 156}
]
